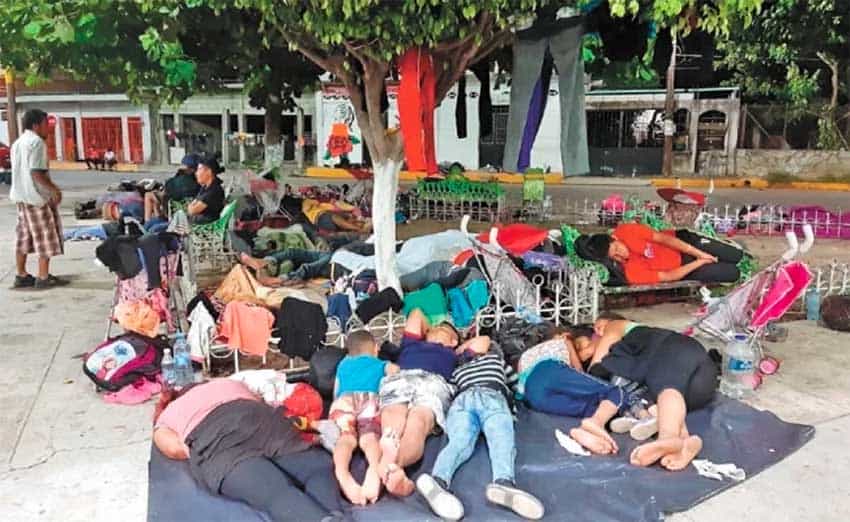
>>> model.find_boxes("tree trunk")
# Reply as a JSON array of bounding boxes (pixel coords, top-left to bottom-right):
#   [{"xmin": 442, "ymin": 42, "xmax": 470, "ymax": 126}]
[
  {"xmin": 371, "ymin": 157, "xmax": 403, "ymax": 293},
  {"xmin": 5, "ymin": 69, "xmax": 19, "ymax": 144},
  {"xmin": 264, "ymin": 99, "xmax": 284, "ymax": 169}
]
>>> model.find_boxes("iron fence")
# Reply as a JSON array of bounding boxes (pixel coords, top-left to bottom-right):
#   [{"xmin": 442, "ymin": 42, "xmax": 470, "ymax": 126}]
[{"xmin": 551, "ymin": 198, "xmax": 849, "ymax": 240}]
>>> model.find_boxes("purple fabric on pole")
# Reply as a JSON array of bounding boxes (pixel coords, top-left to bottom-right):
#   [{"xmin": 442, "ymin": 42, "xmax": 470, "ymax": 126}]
[{"xmin": 517, "ymin": 54, "xmax": 554, "ymax": 172}]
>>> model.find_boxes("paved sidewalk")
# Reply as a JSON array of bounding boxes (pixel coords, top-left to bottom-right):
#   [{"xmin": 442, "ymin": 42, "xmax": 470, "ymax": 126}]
[{"xmin": 0, "ymin": 189, "xmax": 848, "ymax": 521}]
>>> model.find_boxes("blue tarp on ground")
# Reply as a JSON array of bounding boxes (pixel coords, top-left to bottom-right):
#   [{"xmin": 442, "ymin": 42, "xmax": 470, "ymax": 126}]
[{"xmin": 148, "ymin": 396, "xmax": 814, "ymax": 522}]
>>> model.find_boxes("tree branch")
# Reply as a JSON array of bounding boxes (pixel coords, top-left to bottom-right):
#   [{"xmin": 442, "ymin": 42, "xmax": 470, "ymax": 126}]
[
  {"xmin": 432, "ymin": 12, "xmax": 501, "ymax": 103},
  {"xmin": 470, "ymin": 29, "xmax": 513, "ymax": 66}
]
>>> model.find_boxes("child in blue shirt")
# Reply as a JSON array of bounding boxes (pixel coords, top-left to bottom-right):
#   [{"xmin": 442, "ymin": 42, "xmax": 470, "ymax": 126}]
[{"xmin": 330, "ymin": 330, "xmax": 398, "ymax": 505}]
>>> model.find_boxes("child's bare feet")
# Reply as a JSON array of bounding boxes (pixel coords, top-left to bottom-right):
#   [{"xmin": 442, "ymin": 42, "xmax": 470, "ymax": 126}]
[
  {"xmin": 629, "ymin": 437, "xmax": 684, "ymax": 467},
  {"xmin": 385, "ymin": 464, "xmax": 415, "ymax": 496},
  {"xmin": 239, "ymin": 253, "xmax": 266, "ymax": 271},
  {"xmin": 337, "ymin": 473, "xmax": 366, "ymax": 505},
  {"xmin": 661, "ymin": 435, "xmax": 703, "ymax": 471},
  {"xmin": 569, "ymin": 427, "xmax": 613, "ymax": 455},
  {"xmin": 362, "ymin": 466, "xmax": 382, "ymax": 503},
  {"xmin": 581, "ymin": 418, "xmax": 618, "ymax": 453}
]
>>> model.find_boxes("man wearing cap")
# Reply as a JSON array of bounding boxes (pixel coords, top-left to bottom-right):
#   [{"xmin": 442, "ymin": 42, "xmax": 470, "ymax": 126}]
[
  {"xmin": 187, "ymin": 156, "xmax": 225, "ymax": 224},
  {"xmin": 144, "ymin": 154, "xmax": 200, "ymax": 222}
]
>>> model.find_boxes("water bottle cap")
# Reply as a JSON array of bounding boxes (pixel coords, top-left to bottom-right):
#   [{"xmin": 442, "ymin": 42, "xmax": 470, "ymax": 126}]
[
  {"xmin": 164, "ymin": 348, "xmax": 171, "ymax": 355},
  {"xmin": 733, "ymin": 333, "xmax": 749, "ymax": 342}
]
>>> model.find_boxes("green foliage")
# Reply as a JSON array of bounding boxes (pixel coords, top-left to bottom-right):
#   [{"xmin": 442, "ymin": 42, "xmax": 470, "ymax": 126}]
[{"xmin": 718, "ymin": 0, "xmax": 849, "ymax": 108}]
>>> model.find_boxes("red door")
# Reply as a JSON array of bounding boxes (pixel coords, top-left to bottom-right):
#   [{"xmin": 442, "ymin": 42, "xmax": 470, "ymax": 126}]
[
  {"xmin": 127, "ymin": 117, "xmax": 144, "ymax": 163},
  {"xmin": 82, "ymin": 117, "xmax": 123, "ymax": 161},
  {"xmin": 61, "ymin": 118, "xmax": 77, "ymax": 161},
  {"xmin": 45, "ymin": 118, "xmax": 58, "ymax": 160}
]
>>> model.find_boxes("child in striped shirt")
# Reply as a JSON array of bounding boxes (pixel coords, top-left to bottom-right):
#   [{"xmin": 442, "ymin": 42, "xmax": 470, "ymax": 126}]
[{"xmin": 416, "ymin": 336, "xmax": 544, "ymax": 521}]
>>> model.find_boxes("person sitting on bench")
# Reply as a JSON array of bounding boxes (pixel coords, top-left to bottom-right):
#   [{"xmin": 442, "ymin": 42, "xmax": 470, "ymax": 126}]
[
  {"xmin": 84, "ymin": 146, "xmax": 103, "ymax": 170},
  {"xmin": 576, "ymin": 223, "xmax": 743, "ymax": 285},
  {"xmin": 103, "ymin": 148, "xmax": 118, "ymax": 170}
]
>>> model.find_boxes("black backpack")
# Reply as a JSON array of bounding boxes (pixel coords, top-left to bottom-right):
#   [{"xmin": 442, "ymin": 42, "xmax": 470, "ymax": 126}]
[{"xmin": 309, "ymin": 346, "xmax": 346, "ymax": 400}]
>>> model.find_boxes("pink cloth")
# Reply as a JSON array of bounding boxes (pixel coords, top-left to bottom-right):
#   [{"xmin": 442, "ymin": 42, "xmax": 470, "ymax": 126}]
[
  {"xmin": 785, "ymin": 205, "xmax": 850, "ymax": 239},
  {"xmin": 147, "ymin": 288, "xmax": 174, "ymax": 332},
  {"xmin": 155, "ymin": 379, "xmax": 259, "ymax": 441},
  {"xmin": 103, "ymin": 377, "xmax": 162, "ymax": 405},
  {"xmin": 602, "ymin": 194, "xmax": 627, "ymax": 212},
  {"xmin": 219, "ymin": 301, "xmax": 275, "ymax": 356},
  {"xmin": 751, "ymin": 261, "xmax": 812, "ymax": 328}
]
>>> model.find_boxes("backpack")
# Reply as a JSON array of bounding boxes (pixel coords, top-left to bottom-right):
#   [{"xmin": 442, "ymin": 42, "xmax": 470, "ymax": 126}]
[
  {"xmin": 83, "ymin": 333, "xmax": 167, "ymax": 391},
  {"xmin": 309, "ymin": 346, "xmax": 346, "ymax": 400},
  {"xmin": 821, "ymin": 295, "xmax": 850, "ymax": 332},
  {"xmin": 485, "ymin": 317, "xmax": 555, "ymax": 366}
]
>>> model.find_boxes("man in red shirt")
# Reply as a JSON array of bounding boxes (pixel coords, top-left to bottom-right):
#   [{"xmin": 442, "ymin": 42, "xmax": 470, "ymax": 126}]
[
  {"xmin": 578, "ymin": 223, "xmax": 743, "ymax": 285},
  {"xmin": 84, "ymin": 146, "xmax": 103, "ymax": 170}
]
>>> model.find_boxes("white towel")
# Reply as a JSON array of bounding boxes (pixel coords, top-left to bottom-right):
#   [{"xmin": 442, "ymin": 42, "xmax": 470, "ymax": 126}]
[
  {"xmin": 555, "ymin": 429, "xmax": 591, "ymax": 456},
  {"xmin": 692, "ymin": 459, "xmax": 746, "ymax": 481}
]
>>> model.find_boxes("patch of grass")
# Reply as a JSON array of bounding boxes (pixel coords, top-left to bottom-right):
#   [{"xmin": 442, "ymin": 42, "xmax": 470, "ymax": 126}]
[
  {"xmin": 814, "ymin": 173, "xmax": 850, "ymax": 183},
  {"xmin": 765, "ymin": 171, "xmax": 800, "ymax": 185}
]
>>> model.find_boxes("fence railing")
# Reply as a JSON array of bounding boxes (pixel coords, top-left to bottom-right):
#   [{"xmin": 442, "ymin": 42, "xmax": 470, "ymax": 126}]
[
  {"xmin": 812, "ymin": 262, "xmax": 850, "ymax": 297},
  {"xmin": 553, "ymin": 198, "xmax": 849, "ymax": 239}
]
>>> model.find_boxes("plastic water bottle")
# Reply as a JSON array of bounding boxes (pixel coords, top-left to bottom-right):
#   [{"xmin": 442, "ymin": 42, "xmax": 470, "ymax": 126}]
[
  {"xmin": 161, "ymin": 349, "xmax": 176, "ymax": 389},
  {"xmin": 720, "ymin": 333, "xmax": 756, "ymax": 399},
  {"xmin": 805, "ymin": 287, "xmax": 821, "ymax": 321},
  {"xmin": 172, "ymin": 333, "xmax": 192, "ymax": 387}
]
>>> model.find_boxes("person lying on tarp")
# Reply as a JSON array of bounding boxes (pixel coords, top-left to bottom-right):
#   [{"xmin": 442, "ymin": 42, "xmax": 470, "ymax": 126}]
[
  {"xmin": 377, "ymin": 309, "xmax": 476, "ymax": 497},
  {"xmin": 152, "ymin": 379, "xmax": 340, "ymax": 521},
  {"xmin": 302, "ymin": 197, "xmax": 371, "ymax": 234},
  {"xmin": 569, "ymin": 316, "xmax": 720, "ymax": 471},
  {"xmin": 517, "ymin": 323, "xmax": 658, "ymax": 451},
  {"xmin": 576, "ymin": 223, "xmax": 743, "ymax": 286}
]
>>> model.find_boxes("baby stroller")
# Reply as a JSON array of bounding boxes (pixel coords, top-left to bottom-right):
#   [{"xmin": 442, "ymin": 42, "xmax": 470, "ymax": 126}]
[
  {"xmin": 459, "ymin": 216, "xmax": 546, "ymax": 323},
  {"xmin": 689, "ymin": 224, "xmax": 815, "ymax": 375}
]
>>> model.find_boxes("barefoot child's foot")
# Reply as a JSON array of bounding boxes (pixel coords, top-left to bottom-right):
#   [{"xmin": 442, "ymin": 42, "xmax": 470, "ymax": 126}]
[
  {"xmin": 569, "ymin": 427, "xmax": 613, "ymax": 455},
  {"xmin": 239, "ymin": 253, "xmax": 266, "ymax": 271},
  {"xmin": 362, "ymin": 466, "xmax": 382, "ymax": 503},
  {"xmin": 337, "ymin": 473, "xmax": 366, "ymax": 505},
  {"xmin": 581, "ymin": 418, "xmax": 618, "ymax": 453},
  {"xmin": 630, "ymin": 437, "xmax": 684, "ymax": 467},
  {"xmin": 661, "ymin": 435, "xmax": 703, "ymax": 471},
  {"xmin": 385, "ymin": 464, "xmax": 415, "ymax": 496}
]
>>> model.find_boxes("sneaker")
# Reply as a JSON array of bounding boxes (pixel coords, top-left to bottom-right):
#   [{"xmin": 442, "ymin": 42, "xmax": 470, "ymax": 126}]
[
  {"xmin": 33, "ymin": 274, "xmax": 70, "ymax": 290},
  {"xmin": 629, "ymin": 416, "xmax": 659, "ymax": 441},
  {"xmin": 416, "ymin": 474, "xmax": 464, "ymax": 521},
  {"xmin": 12, "ymin": 274, "xmax": 36, "ymax": 289},
  {"xmin": 485, "ymin": 480, "xmax": 545, "ymax": 520},
  {"xmin": 609, "ymin": 415, "xmax": 640, "ymax": 434}
]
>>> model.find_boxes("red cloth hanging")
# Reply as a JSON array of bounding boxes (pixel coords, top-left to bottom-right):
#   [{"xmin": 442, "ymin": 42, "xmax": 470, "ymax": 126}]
[{"xmin": 398, "ymin": 47, "xmax": 438, "ymax": 174}]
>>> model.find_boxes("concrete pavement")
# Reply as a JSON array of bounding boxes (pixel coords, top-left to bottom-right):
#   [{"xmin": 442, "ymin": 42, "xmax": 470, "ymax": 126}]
[{"xmin": 0, "ymin": 179, "xmax": 849, "ymax": 521}]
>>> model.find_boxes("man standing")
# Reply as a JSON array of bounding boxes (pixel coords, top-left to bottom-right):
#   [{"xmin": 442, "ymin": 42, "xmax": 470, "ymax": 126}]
[{"xmin": 10, "ymin": 109, "xmax": 68, "ymax": 290}]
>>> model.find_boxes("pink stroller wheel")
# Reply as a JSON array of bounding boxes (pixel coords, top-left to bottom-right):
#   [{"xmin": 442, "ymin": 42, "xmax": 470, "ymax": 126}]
[{"xmin": 759, "ymin": 356, "xmax": 781, "ymax": 376}]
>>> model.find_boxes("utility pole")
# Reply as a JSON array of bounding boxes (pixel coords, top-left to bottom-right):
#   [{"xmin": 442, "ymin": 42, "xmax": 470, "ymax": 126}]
[
  {"xmin": 4, "ymin": 68, "xmax": 19, "ymax": 144},
  {"xmin": 662, "ymin": 29, "xmax": 677, "ymax": 177}
]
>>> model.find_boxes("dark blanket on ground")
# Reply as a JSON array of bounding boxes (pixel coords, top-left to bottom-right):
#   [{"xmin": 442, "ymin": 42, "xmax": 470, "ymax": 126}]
[{"xmin": 149, "ymin": 396, "xmax": 814, "ymax": 522}]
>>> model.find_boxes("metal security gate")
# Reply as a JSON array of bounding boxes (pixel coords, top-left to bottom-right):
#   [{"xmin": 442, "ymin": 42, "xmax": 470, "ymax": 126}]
[
  {"xmin": 82, "ymin": 117, "xmax": 123, "ymax": 161},
  {"xmin": 587, "ymin": 109, "xmax": 664, "ymax": 176},
  {"xmin": 127, "ymin": 117, "xmax": 144, "ymax": 163},
  {"xmin": 61, "ymin": 117, "xmax": 77, "ymax": 161}
]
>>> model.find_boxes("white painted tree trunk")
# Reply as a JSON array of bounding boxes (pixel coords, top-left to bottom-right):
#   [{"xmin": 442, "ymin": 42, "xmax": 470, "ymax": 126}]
[{"xmin": 371, "ymin": 158, "xmax": 402, "ymax": 294}]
